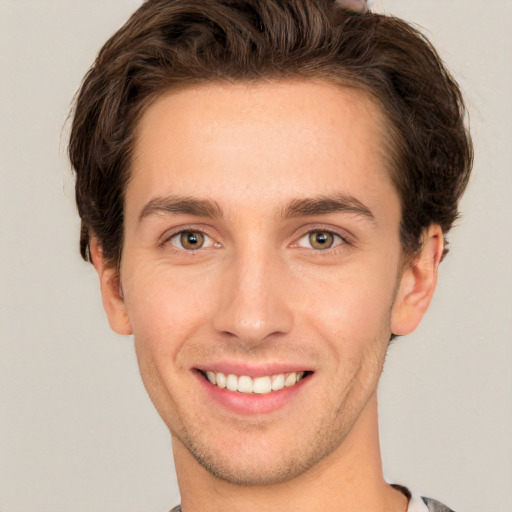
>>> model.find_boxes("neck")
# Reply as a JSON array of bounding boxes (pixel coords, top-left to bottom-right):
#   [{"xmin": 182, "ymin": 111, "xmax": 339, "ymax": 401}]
[{"xmin": 173, "ymin": 394, "xmax": 407, "ymax": 512}]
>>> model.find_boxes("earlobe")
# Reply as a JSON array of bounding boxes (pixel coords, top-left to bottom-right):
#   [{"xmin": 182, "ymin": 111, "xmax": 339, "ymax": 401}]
[
  {"xmin": 90, "ymin": 238, "xmax": 133, "ymax": 336},
  {"xmin": 390, "ymin": 225, "xmax": 444, "ymax": 336}
]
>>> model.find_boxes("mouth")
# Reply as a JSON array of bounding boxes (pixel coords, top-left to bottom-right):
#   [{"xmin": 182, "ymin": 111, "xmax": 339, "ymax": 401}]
[{"xmin": 198, "ymin": 370, "xmax": 311, "ymax": 395}]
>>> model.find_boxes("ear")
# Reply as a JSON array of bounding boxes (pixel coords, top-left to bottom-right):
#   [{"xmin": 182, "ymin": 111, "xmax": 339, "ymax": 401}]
[
  {"xmin": 390, "ymin": 224, "xmax": 444, "ymax": 336},
  {"xmin": 90, "ymin": 238, "xmax": 133, "ymax": 335}
]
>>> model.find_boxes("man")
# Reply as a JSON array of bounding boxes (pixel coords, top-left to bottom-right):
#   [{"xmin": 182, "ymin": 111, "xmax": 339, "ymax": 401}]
[{"xmin": 68, "ymin": 0, "xmax": 472, "ymax": 510}]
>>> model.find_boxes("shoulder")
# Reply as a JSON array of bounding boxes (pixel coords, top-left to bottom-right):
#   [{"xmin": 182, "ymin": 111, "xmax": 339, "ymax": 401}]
[
  {"xmin": 394, "ymin": 485, "xmax": 456, "ymax": 512},
  {"xmin": 421, "ymin": 496, "xmax": 456, "ymax": 512},
  {"xmin": 169, "ymin": 494, "xmax": 456, "ymax": 512}
]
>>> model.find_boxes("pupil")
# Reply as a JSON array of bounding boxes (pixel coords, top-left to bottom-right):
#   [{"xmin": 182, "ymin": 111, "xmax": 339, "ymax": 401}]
[
  {"xmin": 181, "ymin": 231, "xmax": 203, "ymax": 249},
  {"xmin": 310, "ymin": 231, "xmax": 333, "ymax": 249}
]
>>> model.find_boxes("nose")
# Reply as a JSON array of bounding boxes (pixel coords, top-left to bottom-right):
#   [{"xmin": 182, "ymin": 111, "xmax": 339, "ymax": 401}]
[{"xmin": 212, "ymin": 246, "xmax": 294, "ymax": 347}]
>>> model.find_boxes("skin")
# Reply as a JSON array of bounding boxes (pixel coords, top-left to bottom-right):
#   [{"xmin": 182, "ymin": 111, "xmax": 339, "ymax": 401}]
[{"xmin": 92, "ymin": 81, "xmax": 444, "ymax": 512}]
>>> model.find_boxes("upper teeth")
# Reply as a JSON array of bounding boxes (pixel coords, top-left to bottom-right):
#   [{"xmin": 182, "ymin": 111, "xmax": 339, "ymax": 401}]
[{"xmin": 204, "ymin": 371, "xmax": 305, "ymax": 394}]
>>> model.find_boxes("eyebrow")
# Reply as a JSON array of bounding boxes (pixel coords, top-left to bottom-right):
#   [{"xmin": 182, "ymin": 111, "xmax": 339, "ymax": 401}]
[
  {"xmin": 138, "ymin": 196, "xmax": 224, "ymax": 222},
  {"xmin": 138, "ymin": 192, "xmax": 375, "ymax": 223},
  {"xmin": 282, "ymin": 193, "xmax": 376, "ymax": 222}
]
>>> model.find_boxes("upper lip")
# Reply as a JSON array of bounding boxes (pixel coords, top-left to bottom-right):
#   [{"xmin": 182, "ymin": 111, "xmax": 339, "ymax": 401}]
[{"xmin": 194, "ymin": 361, "xmax": 313, "ymax": 378}]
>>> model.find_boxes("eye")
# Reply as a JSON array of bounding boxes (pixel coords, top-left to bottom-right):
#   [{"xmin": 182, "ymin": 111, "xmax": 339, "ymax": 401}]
[
  {"xmin": 169, "ymin": 230, "xmax": 213, "ymax": 251},
  {"xmin": 296, "ymin": 230, "xmax": 345, "ymax": 250}
]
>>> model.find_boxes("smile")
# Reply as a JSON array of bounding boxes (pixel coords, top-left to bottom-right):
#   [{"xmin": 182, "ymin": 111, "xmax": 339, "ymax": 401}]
[{"xmin": 200, "ymin": 370, "xmax": 308, "ymax": 395}]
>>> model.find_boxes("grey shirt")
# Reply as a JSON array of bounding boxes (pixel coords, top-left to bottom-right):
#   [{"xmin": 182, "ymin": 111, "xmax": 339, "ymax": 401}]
[{"xmin": 169, "ymin": 487, "xmax": 456, "ymax": 512}]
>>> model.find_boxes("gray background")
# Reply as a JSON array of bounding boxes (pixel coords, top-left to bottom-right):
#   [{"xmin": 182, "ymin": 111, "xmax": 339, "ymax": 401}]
[{"xmin": 1, "ymin": 1, "xmax": 511, "ymax": 511}]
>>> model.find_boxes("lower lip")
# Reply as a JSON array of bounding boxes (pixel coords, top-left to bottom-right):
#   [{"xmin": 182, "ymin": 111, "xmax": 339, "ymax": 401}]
[{"xmin": 195, "ymin": 371, "xmax": 310, "ymax": 416}]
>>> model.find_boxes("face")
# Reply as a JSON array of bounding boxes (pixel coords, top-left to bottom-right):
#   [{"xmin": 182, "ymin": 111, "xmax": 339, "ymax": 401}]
[{"xmin": 95, "ymin": 81, "xmax": 441, "ymax": 485}]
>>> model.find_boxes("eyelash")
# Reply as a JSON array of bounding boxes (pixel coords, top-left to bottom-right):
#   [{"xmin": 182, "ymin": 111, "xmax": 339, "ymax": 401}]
[
  {"xmin": 160, "ymin": 227, "xmax": 351, "ymax": 253},
  {"xmin": 162, "ymin": 228, "xmax": 218, "ymax": 252},
  {"xmin": 294, "ymin": 230, "xmax": 349, "ymax": 251}
]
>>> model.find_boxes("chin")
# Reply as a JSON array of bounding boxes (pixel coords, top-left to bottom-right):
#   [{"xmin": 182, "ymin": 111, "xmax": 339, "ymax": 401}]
[{"xmin": 176, "ymin": 419, "xmax": 344, "ymax": 486}]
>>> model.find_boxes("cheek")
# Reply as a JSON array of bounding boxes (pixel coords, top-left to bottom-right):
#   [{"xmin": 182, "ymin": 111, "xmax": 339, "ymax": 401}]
[
  {"xmin": 303, "ymin": 259, "xmax": 397, "ymax": 323},
  {"xmin": 296, "ymin": 257, "xmax": 399, "ymax": 358},
  {"xmin": 121, "ymin": 262, "xmax": 215, "ymax": 359}
]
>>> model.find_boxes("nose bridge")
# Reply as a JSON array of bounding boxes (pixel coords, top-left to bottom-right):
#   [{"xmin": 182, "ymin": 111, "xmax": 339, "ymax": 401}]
[{"xmin": 213, "ymin": 239, "xmax": 293, "ymax": 345}]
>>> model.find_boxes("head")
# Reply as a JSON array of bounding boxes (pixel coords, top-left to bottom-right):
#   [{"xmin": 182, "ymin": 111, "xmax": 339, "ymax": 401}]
[
  {"xmin": 69, "ymin": 0, "xmax": 472, "ymax": 489},
  {"xmin": 70, "ymin": 0, "xmax": 472, "ymax": 270}
]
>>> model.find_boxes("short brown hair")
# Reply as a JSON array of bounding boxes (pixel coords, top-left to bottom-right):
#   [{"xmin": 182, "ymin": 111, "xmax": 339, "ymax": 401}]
[{"xmin": 69, "ymin": 0, "xmax": 473, "ymax": 268}]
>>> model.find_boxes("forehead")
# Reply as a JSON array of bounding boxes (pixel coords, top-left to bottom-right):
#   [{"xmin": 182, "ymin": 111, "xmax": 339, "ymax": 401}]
[{"xmin": 127, "ymin": 81, "xmax": 397, "ymax": 220}]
